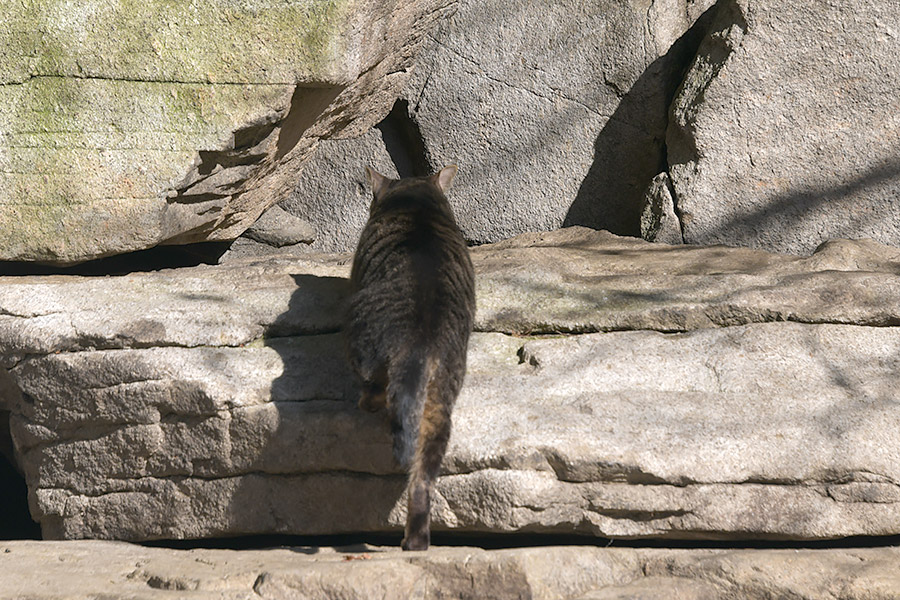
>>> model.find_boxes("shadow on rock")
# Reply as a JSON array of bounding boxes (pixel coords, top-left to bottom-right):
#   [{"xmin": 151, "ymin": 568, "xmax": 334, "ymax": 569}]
[
  {"xmin": 694, "ymin": 155, "xmax": 900, "ymax": 252},
  {"xmin": 564, "ymin": 4, "xmax": 716, "ymax": 236},
  {"xmin": 227, "ymin": 272, "xmax": 407, "ymax": 541}
]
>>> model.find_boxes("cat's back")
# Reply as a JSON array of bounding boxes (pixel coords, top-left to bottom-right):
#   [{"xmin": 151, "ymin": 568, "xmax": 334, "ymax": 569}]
[
  {"xmin": 352, "ymin": 178, "xmax": 471, "ymax": 292},
  {"xmin": 350, "ymin": 172, "xmax": 474, "ymax": 349}
]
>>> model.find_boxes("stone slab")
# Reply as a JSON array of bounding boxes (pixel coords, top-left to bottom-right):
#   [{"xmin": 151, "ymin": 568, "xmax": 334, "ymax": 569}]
[
  {"xmin": 11, "ymin": 324, "xmax": 900, "ymax": 541},
  {"xmin": 0, "ymin": 541, "xmax": 897, "ymax": 600},
  {"xmin": 2, "ymin": 229, "xmax": 899, "ymax": 541}
]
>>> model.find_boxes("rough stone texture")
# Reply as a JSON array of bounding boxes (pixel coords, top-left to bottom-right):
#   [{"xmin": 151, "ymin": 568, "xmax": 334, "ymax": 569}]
[
  {"xmin": 640, "ymin": 172, "xmax": 683, "ymax": 244},
  {"xmin": 1, "ymin": 541, "xmax": 898, "ymax": 600},
  {"xmin": 242, "ymin": 205, "xmax": 316, "ymax": 248},
  {"xmin": 0, "ymin": 0, "xmax": 453, "ymax": 264},
  {"xmin": 473, "ymin": 228, "xmax": 900, "ymax": 334},
  {"xmin": 284, "ymin": 0, "xmax": 717, "ymax": 252},
  {"xmin": 281, "ymin": 127, "xmax": 400, "ymax": 253},
  {"xmin": 667, "ymin": 0, "xmax": 900, "ymax": 254},
  {"xmin": 2, "ymin": 228, "xmax": 900, "ymax": 542},
  {"xmin": 6, "ymin": 0, "xmax": 896, "ymax": 265},
  {"xmin": 279, "ymin": 0, "xmax": 900, "ymax": 257}
]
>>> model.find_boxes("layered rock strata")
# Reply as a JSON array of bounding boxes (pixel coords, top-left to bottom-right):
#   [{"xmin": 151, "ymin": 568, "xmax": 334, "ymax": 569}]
[{"xmin": 1, "ymin": 228, "xmax": 898, "ymax": 542}]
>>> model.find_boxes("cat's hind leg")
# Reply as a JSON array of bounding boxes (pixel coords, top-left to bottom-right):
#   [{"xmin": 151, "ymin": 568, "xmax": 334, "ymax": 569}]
[{"xmin": 358, "ymin": 364, "xmax": 388, "ymax": 412}]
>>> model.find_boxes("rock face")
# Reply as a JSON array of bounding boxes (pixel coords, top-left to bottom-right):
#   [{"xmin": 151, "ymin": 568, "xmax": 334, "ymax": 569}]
[
  {"xmin": 2, "ymin": 227, "xmax": 900, "ymax": 542},
  {"xmin": 666, "ymin": 0, "xmax": 900, "ymax": 254},
  {"xmin": 640, "ymin": 172, "xmax": 683, "ymax": 245},
  {"xmin": 5, "ymin": 0, "xmax": 896, "ymax": 264},
  {"xmin": 0, "ymin": 0, "xmax": 452, "ymax": 264},
  {"xmin": 284, "ymin": 0, "xmax": 717, "ymax": 252},
  {"xmin": 281, "ymin": 0, "xmax": 900, "ymax": 256},
  {"xmin": 2, "ymin": 541, "xmax": 899, "ymax": 600}
]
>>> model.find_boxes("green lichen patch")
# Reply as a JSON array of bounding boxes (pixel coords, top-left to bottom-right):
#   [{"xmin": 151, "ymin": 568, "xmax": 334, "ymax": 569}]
[
  {"xmin": 1, "ymin": 0, "xmax": 353, "ymax": 85},
  {"xmin": 0, "ymin": 75, "xmax": 294, "ymax": 263}
]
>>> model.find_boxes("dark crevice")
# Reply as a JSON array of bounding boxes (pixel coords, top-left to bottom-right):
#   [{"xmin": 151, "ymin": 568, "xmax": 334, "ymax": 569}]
[
  {"xmin": 0, "ymin": 242, "xmax": 231, "ymax": 276},
  {"xmin": 375, "ymin": 99, "xmax": 431, "ymax": 178},
  {"xmin": 0, "ymin": 459, "xmax": 38, "ymax": 540},
  {"xmin": 140, "ymin": 532, "xmax": 900, "ymax": 552},
  {"xmin": 0, "ymin": 414, "xmax": 40, "ymax": 540},
  {"xmin": 666, "ymin": 168, "xmax": 687, "ymax": 240},
  {"xmin": 564, "ymin": 1, "xmax": 719, "ymax": 236},
  {"xmin": 593, "ymin": 509, "xmax": 694, "ymax": 522},
  {"xmin": 168, "ymin": 192, "xmax": 230, "ymax": 206}
]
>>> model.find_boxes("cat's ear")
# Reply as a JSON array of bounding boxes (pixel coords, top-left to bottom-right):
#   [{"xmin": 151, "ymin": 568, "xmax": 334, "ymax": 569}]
[
  {"xmin": 365, "ymin": 166, "xmax": 390, "ymax": 196},
  {"xmin": 432, "ymin": 165, "xmax": 458, "ymax": 192}
]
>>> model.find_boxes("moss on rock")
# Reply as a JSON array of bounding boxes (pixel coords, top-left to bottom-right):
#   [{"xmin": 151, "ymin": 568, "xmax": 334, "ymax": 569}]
[{"xmin": 0, "ymin": 0, "xmax": 437, "ymax": 264}]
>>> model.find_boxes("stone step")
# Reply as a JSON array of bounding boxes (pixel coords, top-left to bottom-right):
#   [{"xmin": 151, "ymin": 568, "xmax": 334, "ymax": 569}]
[
  {"xmin": 1, "ymin": 228, "xmax": 899, "ymax": 542},
  {"xmin": 0, "ymin": 540, "xmax": 897, "ymax": 600}
]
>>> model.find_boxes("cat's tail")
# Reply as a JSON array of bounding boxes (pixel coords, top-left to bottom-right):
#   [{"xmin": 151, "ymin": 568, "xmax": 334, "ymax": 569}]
[
  {"xmin": 391, "ymin": 349, "xmax": 455, "ymax": 551},
  {"xmin": 387, "ymin": 351, "xmax": 433, "ymax": 469}
]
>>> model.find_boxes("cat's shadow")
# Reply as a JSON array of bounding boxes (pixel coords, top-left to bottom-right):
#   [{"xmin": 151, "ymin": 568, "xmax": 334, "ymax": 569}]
[{"xmin": 226, "ymin": 272, "xmax": 406, "ymax": 543}]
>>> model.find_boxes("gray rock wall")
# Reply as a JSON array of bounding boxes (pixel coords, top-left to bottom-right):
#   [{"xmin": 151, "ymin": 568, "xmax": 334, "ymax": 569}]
[
  {"xmin": 667, "ymin": 0, "xmax": 900, "ymax": 254},
  {"xmin": 3, "ymin": 0, "xmax": 894, "ymax": 262},
  {"xmin": 285, "ymin": 0, "xmax": 716, "ymax": 252},
  {"xmin": 283, "ymin": 0, "xmax": 899, "ymax": 255}
]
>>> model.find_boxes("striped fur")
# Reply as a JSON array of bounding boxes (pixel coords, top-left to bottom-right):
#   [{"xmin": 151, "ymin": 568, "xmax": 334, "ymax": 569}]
[{"xmin": 345, "ymin": 165, "xmax": 475, "ymax": 550}]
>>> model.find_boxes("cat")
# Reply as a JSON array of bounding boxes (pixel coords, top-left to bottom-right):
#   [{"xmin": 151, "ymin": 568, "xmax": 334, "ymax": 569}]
[{"xmin": 345, "ymin": 165, "xmax": 476, "ymax": 551}]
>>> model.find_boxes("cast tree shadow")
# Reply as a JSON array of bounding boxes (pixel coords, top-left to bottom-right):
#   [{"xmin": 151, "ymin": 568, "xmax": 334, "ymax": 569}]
[{"xmin": 695, "ymin": 156, "xmax": 900, "ymax": 254}]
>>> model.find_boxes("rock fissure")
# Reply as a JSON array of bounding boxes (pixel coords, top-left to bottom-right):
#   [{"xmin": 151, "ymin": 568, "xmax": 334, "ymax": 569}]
[
  {"xmin": 34, "ymin": 466, "xmax": 900, "ymax": 496},
  {"xmin": 375, "ymin": 99, "xmax": 431, "ymax": 178},
  {"xmin": 37, "ymin": 468, "xmax": 411, "ymax": 496},
  {"xmin": 595, "ymin": 508, "xmax": 694, "ymax": 522},
  {"xmin": 427, "ymin": 37, "xmax": 602, "ymax": 117},
  {"xmin": 6, "ymin": 73, "xmax": 300, "ymax": 88}
]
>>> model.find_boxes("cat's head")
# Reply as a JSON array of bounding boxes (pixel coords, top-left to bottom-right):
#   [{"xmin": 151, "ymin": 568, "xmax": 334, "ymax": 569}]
[{"xmin": 364, "ymin": 165, "xmax": 458, "ymax": 213}]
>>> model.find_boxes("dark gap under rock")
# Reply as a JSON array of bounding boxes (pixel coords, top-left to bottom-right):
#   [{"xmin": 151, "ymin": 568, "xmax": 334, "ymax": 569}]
[
  {"xmin": 0, "ymin": 242, "xmax": 231, "ymax": 276},
  {"xmin": 0, "ymin": 416, "xmax": 40, "ymax": 540},
  {"xmin": 141, "ymin": 532, "xmax": 900, "ymax": 552}
]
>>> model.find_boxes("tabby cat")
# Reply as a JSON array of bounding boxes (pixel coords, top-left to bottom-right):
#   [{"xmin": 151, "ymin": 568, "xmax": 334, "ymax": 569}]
[{"xmin": 345, "ymin": 165, "xmax": 476, "ymax": 550}]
